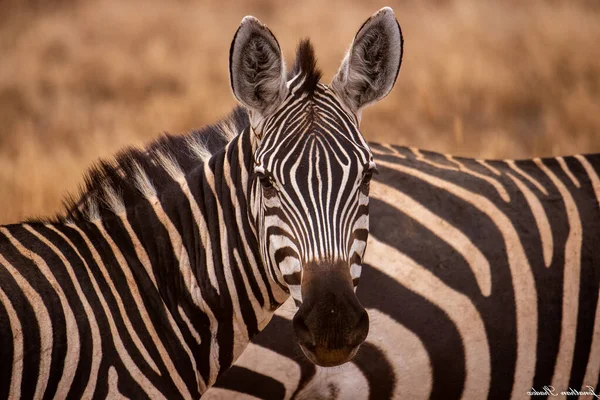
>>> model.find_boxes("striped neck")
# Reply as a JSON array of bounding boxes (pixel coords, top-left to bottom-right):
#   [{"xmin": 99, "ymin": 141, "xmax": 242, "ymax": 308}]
[
  {"xmin": 61, "ymin": 125, "xmax": 288, "ymax": 390},
  {"xmin": 160, "ymin": 127, "xmax": 289, "ymax": 384}
]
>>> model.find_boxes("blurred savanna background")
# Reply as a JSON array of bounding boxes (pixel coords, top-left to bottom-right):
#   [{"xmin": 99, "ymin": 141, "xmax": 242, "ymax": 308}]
[{"xmin": 0, "ymin": 0, "xmax": 599, "ymax": 223}]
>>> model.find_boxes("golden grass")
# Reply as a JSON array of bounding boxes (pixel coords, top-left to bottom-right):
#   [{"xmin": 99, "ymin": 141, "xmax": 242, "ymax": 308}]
[{"xmin": 0, "ymin": 0, "xmax": 599, "ymax": 223}]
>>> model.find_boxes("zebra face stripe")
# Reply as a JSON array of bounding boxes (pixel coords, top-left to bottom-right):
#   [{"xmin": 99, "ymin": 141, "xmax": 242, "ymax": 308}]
[
  {"xmin": 251, "ymin": 84, "xmax": 374, "ymax": 304},
  {"xmin": 248, "ymin": 83, "xmax": 374, "ymax": 367}
]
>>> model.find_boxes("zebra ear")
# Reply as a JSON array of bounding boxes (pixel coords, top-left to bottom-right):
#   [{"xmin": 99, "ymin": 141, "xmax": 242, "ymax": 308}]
[
  {"xmin": 229, "ymin": 16, "xmax": 288, "ymax": 119},
  {"xmin": 331, "ymin": 7, "xmax": 403, "ymax": 116}
]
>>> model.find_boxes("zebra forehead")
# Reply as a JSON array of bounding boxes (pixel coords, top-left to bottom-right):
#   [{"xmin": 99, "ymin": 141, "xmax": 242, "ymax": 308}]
[
  {"xmin": 258, "ymin": 129, "xmax": 372, "ymax": 170},
  {"xmin": 255, "ymin": 97, "xmax": 371, "ymax": 166}
]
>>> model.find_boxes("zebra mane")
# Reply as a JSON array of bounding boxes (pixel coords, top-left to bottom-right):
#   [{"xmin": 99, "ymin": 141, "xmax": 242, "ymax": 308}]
[
  {"xmin": 46, "ymin": 106, "xmax": 249, "ymax": 224},
  {"xmin": 41, "ymin": 42, "xmax": 321, "ymax": 224},
  {"xmin": 288, "ymin": 39, "xmax": 322, "ymax": 95}
]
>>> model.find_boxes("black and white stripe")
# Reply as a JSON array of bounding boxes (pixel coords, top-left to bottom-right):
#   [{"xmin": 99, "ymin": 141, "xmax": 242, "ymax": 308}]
[
  {"xmin": 207, "ymin": 146, "xmax": 600, "ymax": 399},
  {"xmin": 250, "ymin": 74, "xmax": 374, "ymax": 304},
  {"xmin": 0, "ymin": 111, "xmax": 283, "ymax": 398}
]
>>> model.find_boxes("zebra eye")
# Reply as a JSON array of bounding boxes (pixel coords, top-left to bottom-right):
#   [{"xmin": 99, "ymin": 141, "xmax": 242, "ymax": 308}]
[
  {"xmin": 361, "ymin": 169, "xmax": 374, "ymax": 186},
  {"xmin": 257, "ymin": 173, "xmax": 275, "ymax": 190}
]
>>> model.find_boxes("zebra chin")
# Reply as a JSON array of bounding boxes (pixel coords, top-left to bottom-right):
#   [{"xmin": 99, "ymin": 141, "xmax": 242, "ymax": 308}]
[
  {"xmin": 297, "ymin": 340, "xmax": 363, "ymax": 368},
  {"xmin": 292, "ymin": 260, "xmax": 369, "ymax": 367}
]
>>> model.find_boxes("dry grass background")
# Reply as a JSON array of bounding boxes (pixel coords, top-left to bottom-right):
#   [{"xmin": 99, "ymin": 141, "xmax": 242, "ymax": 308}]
[{"xmin": 0, "ymin": 0, "xmax": 599, "ymax": 223}]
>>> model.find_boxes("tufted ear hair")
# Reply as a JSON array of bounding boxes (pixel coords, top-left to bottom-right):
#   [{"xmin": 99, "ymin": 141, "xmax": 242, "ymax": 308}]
[
  {"xmin": 229, "ymin": 16, "xmax": 288, "ymax": 120},
  {"xmin": 331, "ymin": 7, "xmax": 403, "ymax": 117}
]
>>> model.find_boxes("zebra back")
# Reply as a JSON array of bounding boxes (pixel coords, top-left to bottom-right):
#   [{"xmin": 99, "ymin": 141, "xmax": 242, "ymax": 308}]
[{"xmin": 207, "ymin": 147, "xmax": 600, "ymax": 399}]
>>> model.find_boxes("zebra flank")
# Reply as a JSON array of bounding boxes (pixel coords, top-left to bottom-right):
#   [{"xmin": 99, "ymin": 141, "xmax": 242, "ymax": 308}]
[{"xmin": 207, "ymin": 147, "xmax": 600, "ymax": 399}]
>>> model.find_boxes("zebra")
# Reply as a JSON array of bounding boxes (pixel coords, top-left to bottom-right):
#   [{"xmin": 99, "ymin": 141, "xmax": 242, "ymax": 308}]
[
  {"xmin": 200, "ymin": 18, "xmax": 600, "ymax": 400},
  {"xmin": 205, "ymin": 152, "xmax": 600, "ymax": 400},
  {"xmin": 0, "ymin": 7, "xmax": 403, "ymax": 399}
]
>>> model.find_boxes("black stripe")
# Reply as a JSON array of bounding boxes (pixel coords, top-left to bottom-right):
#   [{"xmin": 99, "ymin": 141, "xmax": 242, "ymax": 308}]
[
  {"xmin": 352, "ymin": 342, "xmax": 396, "ymax": 400},
  {"xmin": 358, "ymin": 263, "xmax": 466, "ymax": 400},
  {"xmin": 213, "ymin": 366, "xmax": 286, "ymax": 399},
  {"xmin": 283, "ymin": 271, "xmax": 301, "ymax": 286},
  {"xmin": 274, "ymin": 246, "xmax": 298, "ymax": 265}
]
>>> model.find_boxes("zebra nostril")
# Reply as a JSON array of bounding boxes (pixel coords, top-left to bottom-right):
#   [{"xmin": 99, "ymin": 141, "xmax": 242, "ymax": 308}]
[
  {"xmin": 293, "ymin": 314, "xmax": 316, "ymax": 348},
  {"xmin": 347, "ymin": 309, "xmax": 369, "ymax": 348}
]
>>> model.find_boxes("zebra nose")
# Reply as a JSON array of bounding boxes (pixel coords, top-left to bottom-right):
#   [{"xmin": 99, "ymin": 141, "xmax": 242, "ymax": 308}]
[
  {"xmin": 292, "ymin": 298, "xmax": 369, "ymax": 367},
  {"xmin": 292, "ymin": 306, "xmax": 369, "ymax": 367},
  {"xmin": 293, "ymin": 260, "xmax": 369, "ymax": 366}
]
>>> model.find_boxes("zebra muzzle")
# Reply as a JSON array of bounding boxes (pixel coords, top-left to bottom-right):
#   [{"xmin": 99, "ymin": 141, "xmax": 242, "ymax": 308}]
[{"xmin": 292, "ymin": 260, "xmax": 369, "ymax": 367}]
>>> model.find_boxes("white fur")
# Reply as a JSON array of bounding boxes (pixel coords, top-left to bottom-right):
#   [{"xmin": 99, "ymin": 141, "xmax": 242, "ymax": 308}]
[
  {"xmin": 187, "ymin": 136, "xmax": 212, "ymax": 161},
  {"xmin": 155, "ymin": 151, "xmax": 186, "ymax": 183},
  {"xmin": 85, "ymin": 195, "xmax": 100, "ymax": 221},
  {"xmin": 218, "ymin": 117, "xmax": 240, "ymax": 142},
  {"xmin": 102, "ymin": 184, "xmax": 125, "ymax": 215},
  {"xmin": 131, "ymin": 162, "xmax": 158, "ymax": 200}
]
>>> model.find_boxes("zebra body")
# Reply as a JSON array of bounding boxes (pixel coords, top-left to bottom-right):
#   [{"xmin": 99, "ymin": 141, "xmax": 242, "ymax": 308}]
[
  {"xmin": 0, "ymin": 120, "xmax": 289, "ymax": 398},
  {"xmin": 207, "ymin": 148, "xmax": 600, "ymax": 399}
]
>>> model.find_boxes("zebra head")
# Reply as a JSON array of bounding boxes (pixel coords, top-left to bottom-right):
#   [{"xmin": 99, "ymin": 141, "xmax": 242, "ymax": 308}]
[{"xmin": 229, "ymin": 8, "xmax": 402, "ymax": 367}]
